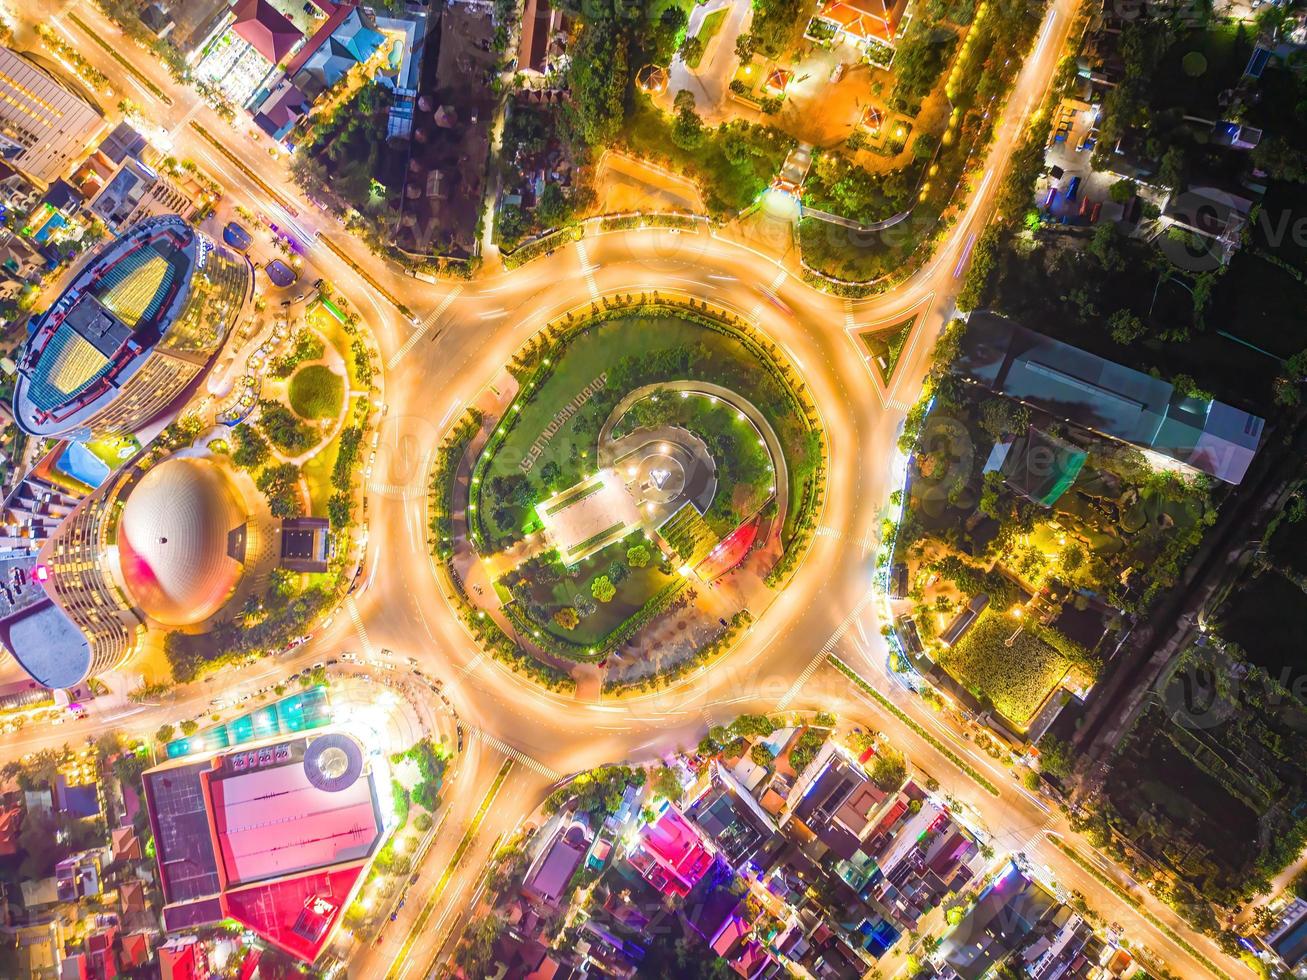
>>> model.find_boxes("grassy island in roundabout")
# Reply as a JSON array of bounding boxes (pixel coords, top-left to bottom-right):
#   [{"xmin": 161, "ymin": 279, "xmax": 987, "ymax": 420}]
[{"xmin": 429, "ymin": 300, "xmax": 827, "ymax": 695}]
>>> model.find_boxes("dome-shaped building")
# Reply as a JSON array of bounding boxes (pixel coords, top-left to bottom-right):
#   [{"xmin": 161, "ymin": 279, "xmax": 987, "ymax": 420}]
[{"xmin": 118, "ymin": 456, "xmax": 248, "ymax": 627}]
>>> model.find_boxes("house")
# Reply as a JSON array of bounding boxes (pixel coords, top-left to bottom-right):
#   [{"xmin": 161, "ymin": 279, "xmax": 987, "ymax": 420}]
[
  {"xmin": 20, "ymin": 876, "xmax": 59, "ymax": 910},
  {"xmin": 279, "ymin": 516, "xmax": 332, "ymax": 573},
  {"xmin": 230, "ymin": 0, "xmax": 303, "ymax": 64},
  {"xmin": 121, "ymin": 932, "xmax": 152, "ymax": 969},
  {"xmin": 8, "ymin": 918, "xmax": 65, "ymax": 979},
  {"xmin": 688, "ymin": 765, "xmax": 778, "ymax": 866},
  {"xmin": 119, "ymin": 879, "xmax": 147, "ymax": 917},
  {"xmin": 84, "ymin": 926, "xmax": 119, "ymax": 980},
  {"xmin": 625, "ymin": 802, "xmax": 714, "ymax": 898},
  {"xmin": 955, "ymin": 312, "xmax": 1265, "ymax": 485},
  {"xmin": 111, "ymin": 825, "xmax": 141, "ymax": 861},
  {"xmin": 158, "ymin": 933, "xmax": 211, "ymax": 980},
  {"xmin": 522, "ymin": 819, "xmax": 591, "ymax": 908},
  {"xmin": 516, "ymin": 0, "xmax": 566, "ymax": 79},
  {"xmin": 0, "ymin": 804, "xmax": 21, "ymax": 855},
  {"xmin": 1258, "ymin": 897, "xmax": 1307, "ymax": 973},
  {"xmin": 939, "ymin": 863, "xmax": 1057, "ymax": 980},
  {"xmin": 55, "ymin": 850, "xmax": 103, "ymax": 902},
  {"xmin": 54, "ymin": 774, "xmax": 100, "ymax": 819},
  {"xmin": 806, "ymin": 0, "xmax": 910, "ymax": 62}
]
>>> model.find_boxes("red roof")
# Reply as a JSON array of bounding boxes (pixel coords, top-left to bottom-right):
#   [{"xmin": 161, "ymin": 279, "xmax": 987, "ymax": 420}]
[
  {"xmin": 283, "ymin": 1, "xmax": 354, "ymax": 76},
  {"xmin": 122, "ymin": 933, "xmax": 151, "ymax": 968},
  {"xmin": 222, "ymin": 865, "xmax": 364, "ymax": 962},
  {"xmin": 0, "ymin": 806, "xmax": 20, "ymax": 856},
  {"xmin": 230, "ymin": 0, "xmax": 303, "ymax": 63}
]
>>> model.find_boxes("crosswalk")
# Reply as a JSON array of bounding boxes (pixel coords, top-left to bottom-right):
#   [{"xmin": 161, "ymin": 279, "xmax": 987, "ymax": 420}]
[
  {"xmin": 468, "ymin": 727, "xmax": 561, "ymax": 781},
  {"xmin": 574, "ymin": 239, "xmax": 599, "ymax": 299},
  {"xmin": 777, "ymin": 594, "xmax": 877, "ymax": 709},
  {"xmin": 386, "ymin": 285, "xmax": 464, "ymax": 369},
  {"xmin": 844, "ymin": 298, "xmax": 856, "ymax": 332},
  {"xmin": 345, "ymin": 596, "xmax": 373, "ymax": 657}
]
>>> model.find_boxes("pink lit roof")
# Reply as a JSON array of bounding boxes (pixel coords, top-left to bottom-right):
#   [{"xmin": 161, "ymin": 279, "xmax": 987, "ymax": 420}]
[
  {"xmin": 223, "ymin": 865, "xmax": 363, "ymax": 962},
  {"xmin": 209, "ymin": 762, "xmax": 381, "ymax": 885},
  {"xmin": 640, "ymin": 805, "xmax": 712, "ymax": 887}
]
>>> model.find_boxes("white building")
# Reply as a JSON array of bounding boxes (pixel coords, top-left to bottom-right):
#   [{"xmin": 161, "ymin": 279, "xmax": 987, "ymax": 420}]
[{"xmin": 0, "ymin": 47, "xmax": 104, "ymax": 187}]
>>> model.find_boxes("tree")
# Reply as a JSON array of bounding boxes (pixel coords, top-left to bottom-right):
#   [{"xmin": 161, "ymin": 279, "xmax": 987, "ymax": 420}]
[
  {"xmin": 1039, "ymin": 734, "xmax": 1074, "ymax": 780},
  {"xmin": 735, "ymin": 32, "xmax": 755, "ymax": 61},
  {"xmin": 672, "ymin": 102, "xmax": 705, "ymax": 150},
  {"xmin": 870, "ymin": 748, "xmax": 907, "ymax": 790},
  {"xmin": 180, "ymin": 719, "xmax": 199, "ymax": 736},
  {"xmin": 498, "ymin": 204, "xmax": 526, "ymax": 243},
  {"xmin": 678, "ymin": 35, "xmax": 704, "ymax": 65},
  {"xmin": 750, "ymin": 744, "xmax": 773, "ymax": 766},
  {"xmin": 1108, "ymin": 178, "xmax": 1137, "ymax": 204},
  {"xmin": 1108, "ymin": 309, "xmax": 1146, "ymax": 345},
  {"xmin": 553, "ymin": 606, "xmax": 580, "ymax": 630},
  {"xmin": 155, "ymin": 724, "xmax": 175, "ymax": 743},
  {"xmin": 1158, "ymin": 145, "xmax": 1187, "ymax": 191},
  {"xmin": 591, "ymin": 575, "xmax": 616, "ymax": 602},
  {"xmin": 1088, "ymin": 221, "xmax": 1123, "ymax": 271},
  {"xmin": 627, "ymin": 544, "xmax": 652, "ymax": 567},
  {"xmin": 232, "ymin": 425, "xmax": 270, "ymax": 469},
  {"xmin": 651, "ymin": 765, "xmax": 682, "ymax": 801},
  {"xmin": 1252, "ymin": 136, "xmax": 1307, "ymax": 183},
  {"xmin": 256, "ymin": 463, "xmax": 303, "ymax": 518},
  {"xmin": 535, "ymin": 183, "xmax": 570, "ymax": 229},
  {"xmin": 979, "ymin": 398, "xmax": 1030, "ymax": 440},
  {"xmin": 566, "ymin": 21, "xmax": 629, "ymax": 146}
]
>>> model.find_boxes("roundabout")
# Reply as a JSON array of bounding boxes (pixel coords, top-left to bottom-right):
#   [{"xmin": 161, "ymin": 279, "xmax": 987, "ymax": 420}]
[{"xmin": 429, "ymin": 298, "xmax": 826, "ymax": 694}]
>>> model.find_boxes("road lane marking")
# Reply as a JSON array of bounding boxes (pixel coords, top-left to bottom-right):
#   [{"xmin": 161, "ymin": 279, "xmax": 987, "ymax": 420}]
[
  {"xmin": 468, "ymin": 728, "xmax": 561, "ymax": 781},
  {"xmin": 386, "ymin": 286, "xmax": 464, "ymax": 369},
  {"xmin": 777, "ymin": 594, "xmax": 877, "ymax": 709},
  {"xmin": 385, "ymin": 760, "xmax": 514, "ymax": 980}
]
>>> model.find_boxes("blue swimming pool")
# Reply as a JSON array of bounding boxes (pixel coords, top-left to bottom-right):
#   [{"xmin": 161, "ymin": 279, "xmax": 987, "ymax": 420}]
[{"xmin": 55, "ymin": 442, "xmax": 111, "ymax": 489}]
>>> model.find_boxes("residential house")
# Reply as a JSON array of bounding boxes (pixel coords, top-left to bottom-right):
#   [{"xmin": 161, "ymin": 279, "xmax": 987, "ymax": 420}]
[
  {"xmin": 522, "ymin": 819, "xmax": 592, "ymax": 908},
  {"xmin": 625, "ymin": 802, "xmax": 714, "ymax": 898}
]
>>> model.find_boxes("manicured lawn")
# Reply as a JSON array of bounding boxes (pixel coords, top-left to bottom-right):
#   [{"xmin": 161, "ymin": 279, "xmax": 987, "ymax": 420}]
[
  {"xmin": 300, "ymin": 428, "xmax": 343, "ymax": 518},
  {"xmin": 939, "ymin": 609, "xmax": 1070, "ymax": 728},
  {"xmin": 858, "ymin": 317, "xmax": 914, "ymax": 384},
  {"xmin": 289, "ymin": 365, "xmax": 344, "ymax": 420},
  {"xmin": 688, "ymin": 8, "xmax": 728, "ymax": 68},
  {"xmin": 84, "ymin": 434, "xmax": 141, "ymax": 468},
  {"xmin": 305, "ymin": 302, "xmax": 368, "ymax": 389}
]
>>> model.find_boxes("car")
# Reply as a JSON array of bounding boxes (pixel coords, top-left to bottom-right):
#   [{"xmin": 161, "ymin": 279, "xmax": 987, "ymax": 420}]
[
  {"xmin": 409, "ymin": 872, "xmax": 420, "ymax": 884},
  {"xmin": 406, "ymin": 656, "xmax": 417, "ymax": 666},
  {"xmin": 325, "ymin": 658, "xmax": 338, "ymax": 666},
  {"xmin": 398, "ymin": 898, "xmax": 406, "ymax": 909},
  {"xmin": 389, "ymin": 912, "xmax": 398, "ymax": 922},
  {"xmin": 1066, "ymin": 175, "xmax": 1081, "ymax": 200},
  {"xmin": 342, "ymin": 653, "xmax": 359, "ymax": 663}
]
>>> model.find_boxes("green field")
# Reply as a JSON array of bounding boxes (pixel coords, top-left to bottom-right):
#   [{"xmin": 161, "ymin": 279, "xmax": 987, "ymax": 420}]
[
  {"xmin": 289, "ymin": 364, "xmax": 344, "ymax": 420},
  {"xmin": 939, "ymin": 609, "xmax": 1070, "ymax": 727}
]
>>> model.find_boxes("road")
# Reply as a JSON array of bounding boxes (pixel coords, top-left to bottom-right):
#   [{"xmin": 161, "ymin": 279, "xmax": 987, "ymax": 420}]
[{"xmin": 6, "ymin": 2, "xmax": 1254, "ymax": 978}]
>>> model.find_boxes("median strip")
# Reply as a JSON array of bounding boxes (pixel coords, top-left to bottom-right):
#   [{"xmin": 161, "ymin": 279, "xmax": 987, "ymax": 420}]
[
  {"xmin": 385, "ymin": 759, "xmax": 513, "ymax": 980},
  {"xmin": 1050, "ymin": 838, "xmax": 1232, "ymax": 980},
  {"xmin": 68, "ymin": 13, "xmax": 172, "ymax": 104},
  {"xmin": 829, "ymin": 654, "xmax": 1000, "ymax": 797}
]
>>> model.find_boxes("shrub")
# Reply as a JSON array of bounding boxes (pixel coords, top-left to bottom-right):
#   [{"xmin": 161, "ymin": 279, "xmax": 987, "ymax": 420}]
[
  {"xmin": 591, "ymin": 575, "xmax": 616, "ymax": 603},
  {"xmin": 288, "ymin": 364, "xmax": 344, "ymax": 420}
]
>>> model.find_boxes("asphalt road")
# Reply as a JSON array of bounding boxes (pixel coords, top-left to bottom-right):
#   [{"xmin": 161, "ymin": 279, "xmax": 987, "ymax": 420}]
[{"xmin": 6, "ymin": 3, "xmax": 1256, "ymax": 978}]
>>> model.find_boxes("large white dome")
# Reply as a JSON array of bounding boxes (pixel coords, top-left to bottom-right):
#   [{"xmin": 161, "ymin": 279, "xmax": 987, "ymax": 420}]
[{"xmin": 118, "ymin": 457, "xmax": 246, "ymax": 627}]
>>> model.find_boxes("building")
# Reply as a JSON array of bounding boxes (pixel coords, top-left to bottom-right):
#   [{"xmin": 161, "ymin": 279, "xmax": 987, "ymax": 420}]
[
  {"xmin": 15, "ymin": 216, "xmax": 252, "ymax": 439},
  {"xmin": 280, "ymin": 516, "xmax": 331, "ymax": 573},
  {"xmin": 88, "ymin": 158, "xmax": 196, "ymax": 230},
  {"xmin": 2, "ymin": 452, "xmax": 253, "ymax": 689},
  {"xmin": 955, "ymin": 312, "xmax": 1264, "ymax": 484},
  {"xmin": 143, "ymin": 731, "xmax": 388, "ymax": 962},
  {"xmin": 523, "ymin": 819, "xmax": 592, "ymax": 907},
  {"xmin": 55, "ymin": 850, "xmax": 104, "ymax": 903},
  {"xmin": 806, "ymin": 0, "xmax": 909, "ymax": 62},
  {"xmin": 192, "ymin": 0, "xmax": 305, "ymax": 107},
  {"xmin": 939, "ymin": 863, "xmax": 1069, "ymax": 980},
  {"xmin": 626, "ymin": 801, "xmax": 714, "ymax": 898},
  {"xmin": 0, "ymin": 47, "xmax": 104, "ymax": 187},
  {"xmin": 1258, "ymin": 897, "xmax": 1307, "ymax": 974},
  {"xmin": 157, "ymin": 934, "xmax": 210, "ymax": 980}
]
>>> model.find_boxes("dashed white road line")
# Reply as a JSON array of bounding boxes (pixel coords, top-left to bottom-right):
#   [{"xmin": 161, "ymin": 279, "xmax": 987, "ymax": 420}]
[
  {"xmin": 574, "ymin": 240, "xmax": 599, "ymax": 299},
  {"xmin": 345, "ymin": 596, "xmax": 373, "ymax": 656}
]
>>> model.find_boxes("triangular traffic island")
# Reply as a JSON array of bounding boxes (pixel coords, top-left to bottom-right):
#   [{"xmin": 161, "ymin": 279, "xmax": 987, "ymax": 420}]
[{"xmin": 857, "ymin": 315, "xmax": 916, "ymax": 386}]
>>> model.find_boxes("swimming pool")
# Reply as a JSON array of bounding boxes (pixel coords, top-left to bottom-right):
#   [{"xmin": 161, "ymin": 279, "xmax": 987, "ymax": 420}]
[{"xmin": 55, "ymin": 442, "xmax": 111, "ymax": 489}]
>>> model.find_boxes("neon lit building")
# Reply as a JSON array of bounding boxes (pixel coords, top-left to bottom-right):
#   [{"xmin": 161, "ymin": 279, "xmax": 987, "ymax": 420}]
[
  {"xmin": 14, "ymin": 215, "xmax": 252, "ymax": 440},
  {"xmin": 143, "ymin": 731, "xmax": 389, "ymax": 962}
]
